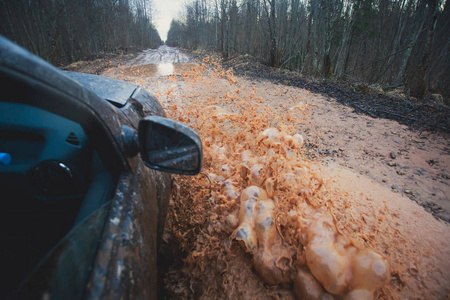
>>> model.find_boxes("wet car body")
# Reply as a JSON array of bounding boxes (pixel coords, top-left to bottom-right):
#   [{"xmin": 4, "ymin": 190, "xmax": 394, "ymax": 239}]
[{"xmin": 0, "ymin": 36, "xmax": 200, "ymax": 299}]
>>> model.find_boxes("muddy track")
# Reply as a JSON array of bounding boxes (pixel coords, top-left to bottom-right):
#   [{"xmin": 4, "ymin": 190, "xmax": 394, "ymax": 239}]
[{"xmin": 62, "ymin": 48, "xmax": 450, "ymax": 299}]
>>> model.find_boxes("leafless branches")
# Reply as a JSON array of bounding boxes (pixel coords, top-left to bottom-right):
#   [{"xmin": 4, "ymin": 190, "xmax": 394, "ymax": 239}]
[{"xmin": 0, "ymin": 0, "xmax": 162, "ymax": 65}]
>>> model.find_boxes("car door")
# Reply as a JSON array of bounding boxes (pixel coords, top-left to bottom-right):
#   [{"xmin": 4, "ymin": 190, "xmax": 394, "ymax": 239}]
[{"xmin": 0, "ymin": 36, "xmax": 201, "ymax": 300}]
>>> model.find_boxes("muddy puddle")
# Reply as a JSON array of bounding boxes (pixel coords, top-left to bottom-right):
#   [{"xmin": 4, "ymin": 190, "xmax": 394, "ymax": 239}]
[{"xmin": 119, "ymin": 63, "xmax": 197, "ymax": 77}]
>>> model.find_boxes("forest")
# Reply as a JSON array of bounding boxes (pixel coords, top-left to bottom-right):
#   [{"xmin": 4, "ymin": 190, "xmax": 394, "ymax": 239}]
[
  {"xmin": 167, "ymin": 0, "xmax": 450, "ymax": 101},
  {"xmin": 0, "ymin": 0, "xmax": 162, "ymax": 66}
]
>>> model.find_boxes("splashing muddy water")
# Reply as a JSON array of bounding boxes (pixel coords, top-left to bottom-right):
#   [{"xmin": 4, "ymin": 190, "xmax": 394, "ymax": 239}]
[{"xmin": 99, "ymin": 54, "xmax": 450, "ymax": 299}]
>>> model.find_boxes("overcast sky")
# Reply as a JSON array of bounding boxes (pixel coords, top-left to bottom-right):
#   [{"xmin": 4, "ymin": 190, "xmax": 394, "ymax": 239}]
[{"xmin": 153, "ymin": 0, "xmax": 184, "ymax": 41}]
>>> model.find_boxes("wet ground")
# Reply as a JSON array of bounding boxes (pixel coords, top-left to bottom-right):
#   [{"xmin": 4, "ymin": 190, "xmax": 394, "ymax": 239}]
[
  {"xmin": 130, "ymin": 45, "xmax": 190, "ymax": 65},
  {"xmin": 65, "ymin": 46, "xmax": 450, "ymax": 299},
  {"xmin": 119, "ymin": 63, "xmax": 195, "ymax": 77}
]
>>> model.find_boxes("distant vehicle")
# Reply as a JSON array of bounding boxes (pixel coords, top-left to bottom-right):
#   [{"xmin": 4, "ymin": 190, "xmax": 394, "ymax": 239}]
[{"xmin": 0, "ymin": 36, "xmax": 202, "ymax": 299}]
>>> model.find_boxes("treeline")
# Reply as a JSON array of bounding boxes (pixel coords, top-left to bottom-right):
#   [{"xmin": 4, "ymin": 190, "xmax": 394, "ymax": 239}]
[
  {"xmin": 167, "ymin": 0, "xmax": 449, "ymax": 100},
  {"xmin": 0, "ymin": 0, "xmax": 162, "ymax": 65}
]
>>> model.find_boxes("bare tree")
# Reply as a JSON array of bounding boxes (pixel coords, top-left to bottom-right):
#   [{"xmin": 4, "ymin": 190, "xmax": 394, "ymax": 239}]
[
  {"xmin": 0, "ymin": 0, "xmax": 162, "ymax": 65},
  {"xmin": 168, "ymin": 0, "xmax": 450, "ymax": 101}
]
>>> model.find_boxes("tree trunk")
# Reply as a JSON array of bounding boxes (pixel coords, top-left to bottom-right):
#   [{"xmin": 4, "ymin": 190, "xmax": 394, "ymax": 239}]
[
  {"xmin": 266, "ymin": 0, "xmax": 277, "ymax": 67},
  {"xmin": 408, "ymin": 0, "xmax": 438, "ymax": 98}
]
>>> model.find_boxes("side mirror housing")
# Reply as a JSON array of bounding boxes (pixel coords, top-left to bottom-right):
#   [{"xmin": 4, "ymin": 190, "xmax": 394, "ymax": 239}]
[{"xmin": 138, "ymin": 116, "xmax": 203, "ymax": 175}]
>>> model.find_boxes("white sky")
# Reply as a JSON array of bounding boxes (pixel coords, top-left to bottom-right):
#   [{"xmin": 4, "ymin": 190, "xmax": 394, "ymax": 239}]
[{"xmin": 153, "ymin": 0, "xmax": 184, "ymax": 41}]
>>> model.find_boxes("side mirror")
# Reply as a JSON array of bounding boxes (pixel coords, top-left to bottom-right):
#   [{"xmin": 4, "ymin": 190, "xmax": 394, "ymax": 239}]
[{"xmin": 138, "ymin": 116, "xmax": 203, "ymax": 175}]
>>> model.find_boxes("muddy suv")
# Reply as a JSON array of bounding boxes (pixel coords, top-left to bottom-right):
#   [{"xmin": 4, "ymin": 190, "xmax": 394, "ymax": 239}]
[{"xmin": 0, "ymin": 36, "xmax": 202, "ymax": 299}]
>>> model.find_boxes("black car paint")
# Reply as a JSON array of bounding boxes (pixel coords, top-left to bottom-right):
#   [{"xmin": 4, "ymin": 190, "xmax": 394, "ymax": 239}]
[
  {"xmin": 0, "ymin": 36, "xmax": 172, "ymax": 299},
  {"xmin": 64, "ymin": 71, "xmax": 139, "ymax": 107}
]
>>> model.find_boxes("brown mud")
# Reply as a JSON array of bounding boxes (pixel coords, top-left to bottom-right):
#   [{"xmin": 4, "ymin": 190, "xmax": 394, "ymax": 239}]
[{"xmin": 65, "ymin": 51, "xmax": 450, "ymax": 299}]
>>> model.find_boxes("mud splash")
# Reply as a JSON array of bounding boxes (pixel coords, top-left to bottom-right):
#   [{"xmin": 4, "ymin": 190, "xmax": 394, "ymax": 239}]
[
  {"xmin": 235, "ymin": 183, "xmax": 389, "ymax": 299},
  {"xmin": 149, "ymin": 61, "xmax": 393, "ymax": 299},
  {"xmin": 100, "ymin": 56, "xmax": 450, "ymax": 299}
]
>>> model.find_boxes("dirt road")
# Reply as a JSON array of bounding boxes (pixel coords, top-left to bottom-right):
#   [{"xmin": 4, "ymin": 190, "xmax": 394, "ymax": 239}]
[
  {"xmin": 71, "ymin": 47, "xmax": 450, "ymax": 299},
  {"xmin": 128, "ymin": 45, "xmax": 189, "ymax": 65}
]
